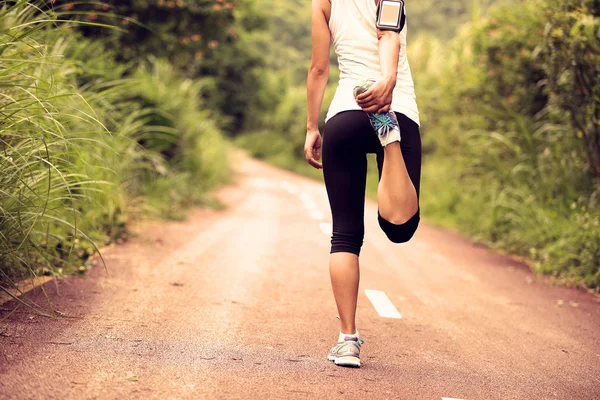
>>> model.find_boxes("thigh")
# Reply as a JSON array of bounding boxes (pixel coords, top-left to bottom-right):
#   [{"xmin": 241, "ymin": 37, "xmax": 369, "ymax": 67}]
[
  {"xmin": 323, "ymin": 112, "xmax": 371, "ymax": 237},
  {"xmin": 376, "ymin": 113, "xmax": 422, "ymax": 198}
]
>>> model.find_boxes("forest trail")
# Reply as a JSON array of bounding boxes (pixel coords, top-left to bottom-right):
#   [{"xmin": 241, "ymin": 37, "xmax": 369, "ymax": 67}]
[{"xmin": 1, "ymin": 154, "xmax": 599, "ymax": 400}]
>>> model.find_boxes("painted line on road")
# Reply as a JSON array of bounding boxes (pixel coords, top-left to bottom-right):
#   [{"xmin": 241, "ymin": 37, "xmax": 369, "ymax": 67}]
[
  {"xmin": 364, "ymin": 289, "xmax": 402, "ymax": 319},
  {"xmin": 281, "ymin": 181, "xmax": 298, "ymax": 194},
  {"xmin": 303, "ymin": 200, "xmax": 317, "ymax": 210},
  {"xmin": 319, "ymin": 222, "xmax": 332, "ymax": 236},
  {"xmin": 299, "ymin": 192, "xmax": 317, "ymax": 210},
  {"xmin": 442, "ymin": 398, "xmax": 464, "ymax": 400},
  {"xmin": 310, "ymin": 210, "xmax": 324, "ymax": 220}
]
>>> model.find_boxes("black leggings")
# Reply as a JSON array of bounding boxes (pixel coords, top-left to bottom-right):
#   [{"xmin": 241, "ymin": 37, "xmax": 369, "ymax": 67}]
[{"xmin": 322, "ymin": 111, "xmax": 422, "ymax": 256}]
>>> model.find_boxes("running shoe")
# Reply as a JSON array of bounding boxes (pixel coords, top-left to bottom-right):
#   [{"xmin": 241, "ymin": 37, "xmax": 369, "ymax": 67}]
[
  {"xmin": 327, "ymin": 335, "xmax": 365, "ymax": 368},
  {"xmin": 353, "ymin": 79, "xmax": 401, "ymax": 147}
]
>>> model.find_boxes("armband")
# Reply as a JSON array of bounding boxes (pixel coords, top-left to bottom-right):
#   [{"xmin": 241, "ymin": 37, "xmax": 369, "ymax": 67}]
[{"xmin": 376, "ymin": 0, "xmax": 405, "ymax": 33}]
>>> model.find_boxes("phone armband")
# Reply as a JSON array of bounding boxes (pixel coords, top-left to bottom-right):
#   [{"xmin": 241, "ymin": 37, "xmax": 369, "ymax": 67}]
[{"xmin": 376, "ymin": 0, "xmax": 405, "ymax": 32}]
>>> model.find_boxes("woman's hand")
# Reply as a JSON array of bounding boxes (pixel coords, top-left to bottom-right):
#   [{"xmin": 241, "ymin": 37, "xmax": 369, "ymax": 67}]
[
  {"xmin": 356, "ymin": 78, "xmax": 395, "ymax": 113},
  {"xmin": 304, "ymin": 128, "xmax": 323, "ymax": 169}
]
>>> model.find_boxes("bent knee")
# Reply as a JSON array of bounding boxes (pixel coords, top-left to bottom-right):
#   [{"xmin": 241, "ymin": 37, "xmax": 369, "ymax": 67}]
[
  {"xmin": 378, "ymin": 209, "xmax": 420, "ymax": 244},
  {"xmin": 378, "ymin": 202, "xmax": 419, "ymax": 225}
]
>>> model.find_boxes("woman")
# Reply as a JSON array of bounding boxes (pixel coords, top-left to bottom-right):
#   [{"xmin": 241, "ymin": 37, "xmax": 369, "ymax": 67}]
[{"xmin": 305, "ymin": 0, "xmax": 421, "ymax": 368}]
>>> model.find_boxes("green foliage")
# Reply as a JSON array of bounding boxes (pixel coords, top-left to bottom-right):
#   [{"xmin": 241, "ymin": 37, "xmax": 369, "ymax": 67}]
[
  {"xmin": 415, "ymin": 0, "xmax": 600, "ymax": 288},
  {"xmin": 131, "ymin": 58, "xmax": 231, "ymax": 218},
  {"xmin": 539, "ymin": 0, "xmax": 600, "ymax": 185},
  {"xmin": 1, "ymin": 2, "xmax": 129, "ymax": 283},
  {"xmin": 0, "ymin": 1, "xmax": 229, "ymax": 286},
  {"xmin": 407, "ymin": 0, "xmax": 498, "ymax": 39},
  {"xmin": 198, "ymin": 33, "xmax": 276, "ymax": 134},
  {"xmin": 251, "ymin": 0, "xmax": 313, "ymax": 83},
  {"xmin": 51, "ymin": 0, "xmax": 237, "ymax": 70},
  {"xmin": 49, "ymin": 0, "xmax": 271, "ymax": 134}
]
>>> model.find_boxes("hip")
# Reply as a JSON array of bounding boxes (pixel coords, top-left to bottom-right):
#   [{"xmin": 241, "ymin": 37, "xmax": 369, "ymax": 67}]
[{"xmin": 326, "ymin": 83, "xmax": 419, "ymax": 125}]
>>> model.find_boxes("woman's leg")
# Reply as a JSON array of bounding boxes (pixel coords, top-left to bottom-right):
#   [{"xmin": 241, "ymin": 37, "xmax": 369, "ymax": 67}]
[
  {"xmin": 329, "ymin": 253, "xmax": 360, "ymax": 334},
  {"xmin": 322, "ymin": 111, "xmax": 370, "ymax": 335},
  {"xmin": 376, "ymin": 113, "xmax": 422, "ymax": 241}
]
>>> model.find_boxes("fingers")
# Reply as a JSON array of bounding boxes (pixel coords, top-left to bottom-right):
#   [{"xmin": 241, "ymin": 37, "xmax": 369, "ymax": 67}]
[
  {"xmin": 356, "ymin": 89, "xmax": 375, "ymax": 102},
  {"xmin": 362, "ymin": 104, "xmax": 382, "ymax": 113},
  {"xmin": 306, "ymin": 153, "xmax": 323, "ymax": 169},
  {"xmin": 355, "ymin": 97, "xmax": 370, "ymax": 107},
  {"xmin": 356, "ymin": 92, "xmax": 389, "ymax": 110},
  {"xmin": 377, "ymin": 105, "xmax": 390, "ymax": 113},
  {"xmin": 357, "ymin": 96, "xmax": 391, "ymax": 112},
  {"xmin": 356, "ymin": 93, "xmax": 379, "ymax": 107},
  {"xmin": 304, "ymin": 144, "xmax": 323, "ymax": 169}
]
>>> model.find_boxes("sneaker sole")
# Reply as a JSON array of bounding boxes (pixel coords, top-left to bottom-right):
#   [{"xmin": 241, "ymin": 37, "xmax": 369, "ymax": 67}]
[{"xmin": 329, "ymin": 355, "xmax": 361, "ymax": 368}]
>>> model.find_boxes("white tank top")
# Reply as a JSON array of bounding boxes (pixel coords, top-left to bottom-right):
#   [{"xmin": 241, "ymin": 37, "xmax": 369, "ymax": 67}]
[{"xmin": 325, "ymin": 0, "xmax": 420, "ymax": 125}]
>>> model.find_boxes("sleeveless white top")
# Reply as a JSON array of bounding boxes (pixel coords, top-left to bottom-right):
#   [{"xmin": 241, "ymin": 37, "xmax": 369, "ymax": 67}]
[{"xmin": 325, "ymin": 0, "xmax": 420, "ymax": 125}]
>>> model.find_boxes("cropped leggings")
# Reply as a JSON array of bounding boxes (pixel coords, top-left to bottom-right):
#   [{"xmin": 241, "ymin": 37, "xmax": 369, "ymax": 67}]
[{"xmin": 322, "ymin": 111, "xmax": 422, "ymax": 256}]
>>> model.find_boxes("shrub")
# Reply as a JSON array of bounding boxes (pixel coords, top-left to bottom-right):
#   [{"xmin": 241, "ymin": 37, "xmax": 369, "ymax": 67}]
[
  {"xmin": 0, "ymin": 2, "xmax": 230, "ymax": 291},
  {"xmin": 415, "ymin": 0, "xmax": 600, "ymax": 288}
]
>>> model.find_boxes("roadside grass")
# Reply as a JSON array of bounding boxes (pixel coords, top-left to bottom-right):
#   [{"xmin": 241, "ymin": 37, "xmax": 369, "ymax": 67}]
[{"xmin": 0, "ymin": 1, "xmax": 230, "ymax": 307}]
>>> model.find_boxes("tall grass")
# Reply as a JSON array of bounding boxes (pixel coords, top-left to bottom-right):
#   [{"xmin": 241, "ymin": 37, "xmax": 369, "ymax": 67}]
[
  {"xmin": 412, "ymin": 0, "xmax": 600, "ymax": 289},
  {"xmin": 1, "ymin": 2, "xmax": 116, "ymax": 299},
  {"xmin": 131, "ymin": 58, "xmax": 231, "ymax": 219},
  {"xmin": 0, "ymin": 1, "xmax": 230, "ymax": 302}
]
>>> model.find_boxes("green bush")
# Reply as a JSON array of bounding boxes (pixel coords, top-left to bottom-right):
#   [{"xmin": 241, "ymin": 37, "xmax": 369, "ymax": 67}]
[
  {"xmin": 0, "ymin": 3, "xmax": 132, "ymax": 285},
  {"xmin": 131, "ymin": 58, "xmax": 231, "ymax": 219},
  {"xmin": 415, "ymin": 0, "xmax": 600, "ymax": 288},
  {"xmin": 52, "ymin": 0, "xmax": 273, "ymax": 134},
  {"xmin": 0, "ymin": 1, "xmax": 230, "ymax": 289}
]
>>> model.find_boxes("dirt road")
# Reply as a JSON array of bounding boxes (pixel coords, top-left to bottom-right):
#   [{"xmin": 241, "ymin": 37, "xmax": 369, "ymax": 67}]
[{"xmin": 1, "ymin": 156, "xmax": 599, "ymax": 400}]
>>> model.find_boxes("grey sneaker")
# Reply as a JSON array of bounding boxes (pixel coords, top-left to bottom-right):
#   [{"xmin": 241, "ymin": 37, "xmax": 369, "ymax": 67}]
[{"xmin": 327, "ymin": 336, "xmax": 364, "ymax": 368}]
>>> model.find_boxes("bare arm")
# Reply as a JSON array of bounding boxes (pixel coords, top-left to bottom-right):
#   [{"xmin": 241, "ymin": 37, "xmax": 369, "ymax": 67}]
[
  {"xmin": 377, "ymin": 29, "xmax": 400, "ymax": 91},
  {"xmin": 306, "ymin": 0, "xmax": 330, "ymax": 131},
  {"xmin": 356, "ymin": 12, "xmax": 401, "ymax": 114},
  {"xmin": 304, "ymin": 0, "xmax": 330, "ymax": 169}
]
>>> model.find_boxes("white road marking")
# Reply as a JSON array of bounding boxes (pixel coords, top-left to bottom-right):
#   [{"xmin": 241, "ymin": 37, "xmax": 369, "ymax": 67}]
[
  {"xmin": 303, "ymin": 200, "xmax": 317, "ymax": 210},
  {"xmin": 364, "ymin": 290, "xmax": 403, "ymax": 319},
  {"xmin": 299, "ymin": 192, "xmax": 318, "ymax": 210},
  {"xmin": 442, "ymin": 398, "xmax": 464, "ymax": 400},
  {"xmin": 310, "ymin": 210, "xmax": 324, "ymax": 220},
  {"xmin": 319, "ymin": 222, "xmax": 332, "ymax": 236}
]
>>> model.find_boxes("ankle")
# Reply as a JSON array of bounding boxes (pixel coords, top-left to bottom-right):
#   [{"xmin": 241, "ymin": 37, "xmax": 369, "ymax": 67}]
[
  {"xmin": 338, "ymin": 330, "xmax": 359, "ymax": 342},
  {"xmin": 383, "ymin": 141, "xmax": 401, "ymax": 152},
  {"xmin": 340, "ymin": 323, "xmax": 357, "ymax": 336}
]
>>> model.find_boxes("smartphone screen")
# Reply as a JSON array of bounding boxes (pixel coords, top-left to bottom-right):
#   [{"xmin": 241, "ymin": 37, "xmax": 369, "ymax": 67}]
[{"xmin": 379, "ymin": 1, "xmax": 401, "ymax": 27}]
